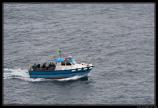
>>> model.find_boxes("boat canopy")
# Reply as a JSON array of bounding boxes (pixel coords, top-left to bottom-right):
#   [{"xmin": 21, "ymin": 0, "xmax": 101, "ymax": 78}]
[
  {"xmin": 51, "ymin": 57, "xmax": 77, "ymax": 64},
  {"xmin": 54, "ymin": 58, "xmax": 65, "ymax": 62}
]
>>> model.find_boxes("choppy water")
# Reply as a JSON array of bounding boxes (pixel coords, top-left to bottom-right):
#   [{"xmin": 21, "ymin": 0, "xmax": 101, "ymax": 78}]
[{"xmin": 3, "ymin": 3, "xmax": 154, "ymax": 105}]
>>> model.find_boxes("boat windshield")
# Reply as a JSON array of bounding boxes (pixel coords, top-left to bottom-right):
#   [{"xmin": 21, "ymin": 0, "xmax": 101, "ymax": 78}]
[{"xmin": 69, "ymin": 58, "xmax": 77, "ymax": 65}]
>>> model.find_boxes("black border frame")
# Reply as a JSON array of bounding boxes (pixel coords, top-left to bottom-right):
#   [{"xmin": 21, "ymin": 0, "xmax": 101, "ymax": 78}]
[{"xmin": 0, "ymin": 0, "xmax": 157, "ymax": 107}]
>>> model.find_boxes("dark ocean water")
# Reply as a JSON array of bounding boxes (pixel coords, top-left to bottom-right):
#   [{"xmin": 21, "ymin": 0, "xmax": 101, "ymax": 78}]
[{"xmin": 3, "ymin": 3, "xmax": 154, "ymax": 105}]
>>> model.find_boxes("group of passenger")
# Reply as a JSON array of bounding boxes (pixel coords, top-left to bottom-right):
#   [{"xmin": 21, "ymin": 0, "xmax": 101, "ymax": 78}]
[{"xmin": 31, "ymin": 62, "xmax": 56, "ymax": 71}]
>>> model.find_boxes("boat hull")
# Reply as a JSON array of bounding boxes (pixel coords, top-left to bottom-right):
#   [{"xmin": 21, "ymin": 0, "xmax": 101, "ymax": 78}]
[{"xmin": 29, "ymin": 68, "xmax": 92, "ymax": 79}]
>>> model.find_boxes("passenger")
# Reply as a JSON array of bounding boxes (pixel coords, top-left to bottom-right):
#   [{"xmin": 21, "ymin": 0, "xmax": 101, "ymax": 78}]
[
  {"xmin": 33, "ymin": 64, "xmax": 38, "ymax": 71},
  {"xmin": 42, "ymin": 64, "xmax": 44, "ymax": 68},
  {"xmin": 52, "ymin": 62, "xmax": 56, "ymax": 70},
  {"xmin": 37, "ymin": 64, "xmax": 40, "ymax": 68},
  {"xmin": 47, "ymin": 62, "xmax": 55, "ymax": 71},
  {"xmin": 52, "ymin": 62, "xmax": 55, "ymax": 67},
  {"xmin": 48, "ymin": 63, "xmax": 52, "ymax": 68},
  {"xmin": 42, "ymin": 63, "xmax": 47, "ymax": 70}
]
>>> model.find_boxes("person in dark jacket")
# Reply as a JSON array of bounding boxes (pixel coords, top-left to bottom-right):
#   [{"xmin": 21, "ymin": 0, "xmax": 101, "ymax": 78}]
[
  {"xmin": 37, "ymin": 64, "xmax": 40, "ymax": 68},
  {"xmin": 42, "ymin": 63, "xmax": 47, "ymax": 69},
  {"xmin": 32, "ymin": 63, "xmax": 37, "ymax": 70}
]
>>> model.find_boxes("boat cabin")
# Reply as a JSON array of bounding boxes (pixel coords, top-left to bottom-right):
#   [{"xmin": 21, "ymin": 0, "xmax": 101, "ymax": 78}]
[{"xmin": 54, "ymin": 57, "xmax": 77, "ymax": 70}]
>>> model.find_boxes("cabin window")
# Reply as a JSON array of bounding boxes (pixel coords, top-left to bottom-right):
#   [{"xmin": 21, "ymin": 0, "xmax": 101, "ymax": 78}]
[
  {"xmin": 61, "ymin": 61, "xmax": 71, "ymax": 66},
  {"xmin": 61, "ymin": 62, "xmax": 65, "ymax": 65},
  {"xmin": 66, "ymin": 62, "xmax": 71, "ymax": 65}
]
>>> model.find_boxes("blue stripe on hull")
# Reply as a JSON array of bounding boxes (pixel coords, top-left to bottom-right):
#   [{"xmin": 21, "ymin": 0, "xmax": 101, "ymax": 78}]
[{"xmin": 29, "ymin": 69, "xmax": 92, "ymax": 79}]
